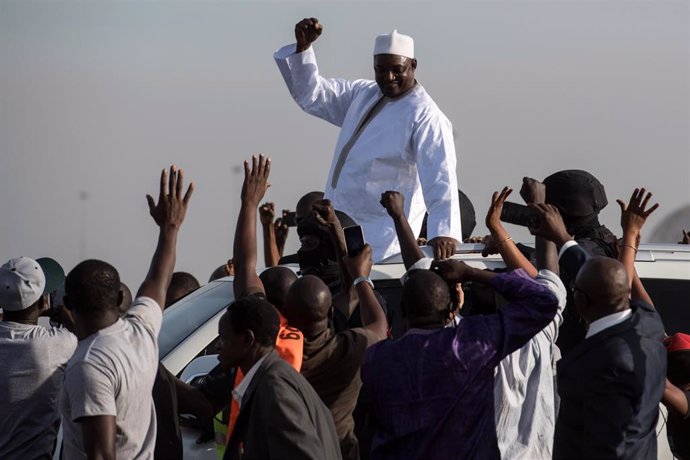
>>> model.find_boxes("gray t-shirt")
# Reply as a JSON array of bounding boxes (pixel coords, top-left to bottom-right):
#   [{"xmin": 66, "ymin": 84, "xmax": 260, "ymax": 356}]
[
  {"xmin": 61, "ymin": 296, "xmax": 163, "ymax": 460},
  {"xmin": 0, "ymin": 322, "xmax": 77, "ymax": 458}
]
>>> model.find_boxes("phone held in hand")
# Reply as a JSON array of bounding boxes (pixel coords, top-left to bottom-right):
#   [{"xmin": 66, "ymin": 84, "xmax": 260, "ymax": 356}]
[
  {"xmin": 283, "ymin": 212, "xmax": 297, "ymax": 227},
  {"xmin": 500, "ymin": 202, "xmax": 539, "ymax": 228},
  {"xmin": 343, "ymin": 225, "xmax": 366, "ymax": 257}
]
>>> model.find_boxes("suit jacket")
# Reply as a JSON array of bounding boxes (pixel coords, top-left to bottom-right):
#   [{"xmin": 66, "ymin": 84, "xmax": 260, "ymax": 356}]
[
  {"xmin": 553, "ymin": 244, "xmax": 667, "ymax": 459},
  {"xmin": 224, "ymin": 351, "xmax": 342, "ymax": 460}
]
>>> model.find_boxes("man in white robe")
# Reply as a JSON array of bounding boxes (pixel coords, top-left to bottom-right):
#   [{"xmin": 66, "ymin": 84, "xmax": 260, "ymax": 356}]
[{"xmin": 274, "ymin": 18, "xmax": 462, "ymax": 262}]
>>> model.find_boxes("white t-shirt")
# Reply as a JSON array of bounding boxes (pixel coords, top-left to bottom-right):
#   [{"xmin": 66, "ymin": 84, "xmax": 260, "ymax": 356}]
[
  {"xmin": 0, "ymin": 322, "xmax": 77, "ymax": 459},
  {"xmin": 61, "ymin": 296, "xmax": 163, "ymax": 460}
]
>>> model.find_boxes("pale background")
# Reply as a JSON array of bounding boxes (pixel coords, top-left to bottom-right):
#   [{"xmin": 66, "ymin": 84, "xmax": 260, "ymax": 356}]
[{"xmin": 1, "ymin": 0, "xmax": 688, "ymax": 288}]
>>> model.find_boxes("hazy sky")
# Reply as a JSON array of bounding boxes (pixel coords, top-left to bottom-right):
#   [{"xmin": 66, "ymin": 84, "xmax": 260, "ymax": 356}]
[{"xmin": 1, "ymin": 0, "xmax": 688, "ymax": 288}]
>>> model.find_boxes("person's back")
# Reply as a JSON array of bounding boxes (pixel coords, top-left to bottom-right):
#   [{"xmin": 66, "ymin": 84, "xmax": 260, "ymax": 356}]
[
  {"xmin": 362, "ymin": 267, "xmax": 558, "ymax": 460},
  {"xmin": 0, "ymin": 323, "xmax": 76, "ymax": 457},
  {"xmin": 62, "ymin": 296, "xmax": 162, "ymax": 458},
  {"xmin": 0, "ymin": 256, "xmax": 76, "ymax": 459}
]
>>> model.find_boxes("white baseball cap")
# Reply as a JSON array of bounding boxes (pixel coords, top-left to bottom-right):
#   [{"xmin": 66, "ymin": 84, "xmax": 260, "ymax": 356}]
[
  {"xmin": 373, "ymin": 30, "xmax": 414, "ymax": 59},
  {"xmin": 0, "ymin": 257, "xmax": 46, "ymax": 312}
]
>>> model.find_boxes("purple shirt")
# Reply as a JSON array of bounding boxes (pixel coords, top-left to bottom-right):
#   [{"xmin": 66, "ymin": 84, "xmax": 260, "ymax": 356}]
[{"xmin": 361, "ymin": 270, "xmax": 559, "ymax": 460}]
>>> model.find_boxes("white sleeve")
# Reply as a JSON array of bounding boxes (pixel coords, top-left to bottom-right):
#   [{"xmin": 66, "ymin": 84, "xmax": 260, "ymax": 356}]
[
  {"xmin": 66, "ymin": 362, "xmax": 117, "ymax": 420},
  {"xmin": 534, "ymin": 269, "xmax": 568, "ymax": 342},
  {"xmin": 413, "ymin": 109, "xmax": 462, "ymax": 241},
  {"xmin": 274, "ymin": 43, "xmax": 366, "ymax": 127},
  {"xmin": 558, "ymin": 240, "xmax": 579, "ymax": 259},
  {"xmin": 124, "ymin": 296, "xmax": 163, "ymax": 338}
]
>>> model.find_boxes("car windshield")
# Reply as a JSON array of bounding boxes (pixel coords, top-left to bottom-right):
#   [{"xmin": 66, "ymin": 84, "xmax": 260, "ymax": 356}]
[{"xmin": 158, "ymin": 280, "xmax": 235, "ymax": 359}]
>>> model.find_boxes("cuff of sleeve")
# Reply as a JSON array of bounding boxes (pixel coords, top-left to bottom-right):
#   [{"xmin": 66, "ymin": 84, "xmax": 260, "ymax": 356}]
[
  {"xmin": 400, "ymin": 257, "xmax": 433, "ymax": 285},
  {"xmin": 535, "ymin": 269, "xmax": 567, "ymax": 308},
  {"xmin": 558, "ymin": 240, "xmax": 579, "ymax": 260},
  {"xmin": 273, "ymin": 43, "xmax": 316, "ymax": 64}
]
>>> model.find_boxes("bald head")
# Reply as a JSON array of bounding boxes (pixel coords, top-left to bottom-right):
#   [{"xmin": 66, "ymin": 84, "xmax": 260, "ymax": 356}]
[
  {"xmin": 403, "ymin": 270, "xmax": 451, "ymax": 328},
  {"xmin": 574, "ymin": 256, "xmax": 630, "ymax": 322},
  {"xmin": 284, "ymin": 275, "xmax": 332, "ymax": 336},
  {"xmin": 259, "ymin": 267, "xmax": 298, "ymax": 313}
]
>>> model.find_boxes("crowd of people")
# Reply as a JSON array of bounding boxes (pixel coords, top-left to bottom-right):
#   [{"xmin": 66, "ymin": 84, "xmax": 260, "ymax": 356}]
[
  {"xmin": 1, "ymin": 155, "xmax": 689, "ymax": 460},
  {"xmin": 2, "ymin": 15, "xmax": 690, "ymax": 460}
]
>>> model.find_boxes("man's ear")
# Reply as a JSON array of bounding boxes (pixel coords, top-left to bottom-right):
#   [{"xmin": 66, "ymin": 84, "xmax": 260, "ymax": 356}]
[
  {"xmin": 411, "ymin": 58, "xmax": 417, "ymax": 70},
  {"xmin": 328, "ymin": 306, "xmax": 334, "ymax": 322},
  {"xmin": 37, "ymin": 294, "xmax": 51, "ymax": 315},
  {"xmin": 244, "ymin": 329, "xmax": 256, "ymax": 349},
  {"xmin": 116, "ymin": 290, "xmax": 124, "ymax": 308}
]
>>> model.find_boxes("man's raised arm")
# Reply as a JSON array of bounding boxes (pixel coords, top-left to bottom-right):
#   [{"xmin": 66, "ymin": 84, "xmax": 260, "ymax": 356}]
[
  {"xmin": 380, "ymin": 191, "xmax": 424, "ymax": 270},
  {"xmin": 138, "ymin": 166, "xmax": 194, "ymax": 310},
  {"xmin": 274, "ymin": 18, "xmax": 361, "ymax": 127},
  {"xmin": 233, "ymin": 155, "xmax": 271, "ymax": 299},
  {"xmin": 343, "ymin": 244, "xmax": 388, "ymax": 340}
]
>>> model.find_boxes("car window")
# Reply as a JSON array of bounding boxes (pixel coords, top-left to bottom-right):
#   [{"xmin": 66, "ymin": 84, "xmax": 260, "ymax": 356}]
[{"xmin": 158, "ymin": 281, "xmax": 235, "ymax": 360}]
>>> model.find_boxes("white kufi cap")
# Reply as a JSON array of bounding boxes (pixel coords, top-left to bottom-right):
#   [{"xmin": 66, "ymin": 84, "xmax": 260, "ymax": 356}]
[{"xmin": 373, "ymin": 30, "xmax": 414, "ymax": 59}]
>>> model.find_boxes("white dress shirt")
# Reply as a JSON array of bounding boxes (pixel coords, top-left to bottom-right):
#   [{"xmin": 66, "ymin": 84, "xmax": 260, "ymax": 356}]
[
  {"xmin": 585, "ymin": 309, "xmax": 633, "ymax": 338},
  {"xmin": 232, "ymin": 354, "xmax": 268, "ymax": 409}
]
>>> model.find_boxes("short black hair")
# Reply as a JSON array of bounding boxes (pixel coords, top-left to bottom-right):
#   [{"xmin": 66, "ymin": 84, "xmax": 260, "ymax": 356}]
[
  {"xmin": 65, "ymin": 259, "xmax": 120, "ymax": 313},
  {"xmin": 668, "ymin": 351, "xmax": 690, "ymax": 386},
  {"xmin": 226, "ymin": 296, "xmax": 280, "ymax": 347},
  {"xmin": 402, "ymin": 270, "xmax": 451, "ymax": 324}
]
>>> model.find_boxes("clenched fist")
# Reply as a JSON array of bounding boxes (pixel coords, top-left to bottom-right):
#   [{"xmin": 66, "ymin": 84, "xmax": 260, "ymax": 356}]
[{"xmin": 295, "ymin": 17, "xmax": 323, "ymax": 53}]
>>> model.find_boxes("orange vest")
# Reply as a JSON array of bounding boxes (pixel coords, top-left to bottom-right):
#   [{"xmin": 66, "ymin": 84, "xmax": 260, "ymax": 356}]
[{"xmin": 226, "ymin": 315, "xmax": 303, "ymax": 441}]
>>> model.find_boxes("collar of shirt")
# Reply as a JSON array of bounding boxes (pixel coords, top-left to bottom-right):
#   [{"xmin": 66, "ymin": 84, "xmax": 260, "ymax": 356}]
[
  {"xmin": 586, "ymin": 309, "xmax": 632, "ymax": 338},
  {"xmin": 232, "ymin": 354, "xmax": 269, "ymax": 408}
]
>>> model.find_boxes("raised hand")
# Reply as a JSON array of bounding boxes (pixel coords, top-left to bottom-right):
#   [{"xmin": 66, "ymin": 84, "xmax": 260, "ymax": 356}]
[
  {"xmin": 146, "ymin": 165, "xmax": 194, "ymax": 230},
  {"xmin": 241, "ymin": 155, "xmax": 271, "ymax": 207},
  {"xmin": 528, "ymin": 203, "xmax": 572, "ymax": 247},
  {"xmin": 275, "ymin": 212, "xmax": 290, "ymax": 253},
  {"xmin": 430, "ymin": 259, "xmax": 473, "ymax": 283},
  {"xmin": 343, "ymin": 244, "xmax": 373, "ymax": 280},
  {"xmin": 616, "ymin": 188, "xmax": 659, "ymax": 237},
  {"xmin": 295, "ymin": 17, "xmax": 322, "ymax": 53},
  {"xmin": 486, "ymin": 187, "xmax": 512, "ymax": 231},
  {"xmin": 259, "ymin": 202, "xmax": 276, "ymax": 226},
  {"xmin": 428, "ymin": 237, "xmax": 459, "ymax": 260},
  {"xmin": 380, "ymin": 190, "xmax": 405, "ymax": 220},
  {"xmin": 519, "ymin": 177, "xmax": 546, "ymax": 205},
  {"xmin": 312, "ymin": 199, "xmax": 341, "ymax": 228}
]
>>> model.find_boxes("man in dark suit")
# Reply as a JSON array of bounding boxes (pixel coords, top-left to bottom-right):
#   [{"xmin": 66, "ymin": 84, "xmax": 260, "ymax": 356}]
[
  {"xmin": 530, "ymin": 201, "xmax": 666, "ymax": 460},
  {"xmin": 218, "ymin": 296, "xmax": 342, "ymax": 460}
]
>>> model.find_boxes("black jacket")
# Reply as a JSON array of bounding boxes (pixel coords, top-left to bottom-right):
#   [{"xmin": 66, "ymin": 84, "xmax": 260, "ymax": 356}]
[
  {"xmin": 224, "ymin": 351, "xmax": 342, "ymax": 460},
  {"xmin": 553, "ymin": 244, "xmax": 666, "ymax": 459}
]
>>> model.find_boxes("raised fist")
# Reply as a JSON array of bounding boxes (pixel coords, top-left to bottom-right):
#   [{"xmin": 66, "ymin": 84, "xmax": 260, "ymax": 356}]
[{"xmin": 295, "ymin": 18, "xmax": 323, "ymax": 53}]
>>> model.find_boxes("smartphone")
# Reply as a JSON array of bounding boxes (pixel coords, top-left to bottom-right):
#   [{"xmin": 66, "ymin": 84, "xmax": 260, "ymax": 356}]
[
  {"xmin": 282, "ymin": 212, "xmax": 297, "ymax": 227},
  {"xmin": 343, "ymin": 225, "xmax": 366, "ymax": 257},
  {"xmin": 500, "ymin": 201, "xmax": 539, "ymax": 228}
]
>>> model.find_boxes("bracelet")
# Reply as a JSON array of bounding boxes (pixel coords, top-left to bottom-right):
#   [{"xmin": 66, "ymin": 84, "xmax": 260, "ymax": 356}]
[
  {"xmin": 353, "ymin": 276, "xmax": 375, "ymax": 289},
  {"xmin": 618, "ymin": 243, "xmax": 638, "ymax": 252},
  {"xmin": 495, "ymin": 236, "xmax": 513, "ymax": 248}
]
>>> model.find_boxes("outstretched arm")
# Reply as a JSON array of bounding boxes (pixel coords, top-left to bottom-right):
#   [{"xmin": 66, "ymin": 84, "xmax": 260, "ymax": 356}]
[
  {"xmin": 233, "ymin": 155, "xmax": 271, "ymax": 299},
  {"xmin": 485, "ymin": 186, "xmax": 537, "ymax": 277},
  {"xmin": 138, "ymin": 166, "xmax": 194, "ymax": 310},
  {"xmin": 616, "ymin": 187, "xmax": 659, "ymax": 305},
  {"xmin": 380, "ymin": 191, "xmax": 424, "ymax": 270}
]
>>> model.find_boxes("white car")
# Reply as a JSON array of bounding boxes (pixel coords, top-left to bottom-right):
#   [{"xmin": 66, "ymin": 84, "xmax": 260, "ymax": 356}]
[{"xmin": 59, "ymin": 244, "xmax": 690, "ymax": 460}]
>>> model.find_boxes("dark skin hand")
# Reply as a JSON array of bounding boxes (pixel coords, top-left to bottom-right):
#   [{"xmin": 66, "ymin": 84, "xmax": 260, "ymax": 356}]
[
  {"xmin": 428, "ymin": 236, "xmax": 459, "ymax": 260},
  {"xmin": 616, "ymin": 188, "xmax": 659, "ymax": 303},
  {"xmin": 528, "ymin": 203, "xmax": 573, "ymax": 250},
  {"xmin": 380, "ymin": 190, "xmax": 424, "ymax": 270},
  {"xmin": 140, "ymin": 165, "xmax": 194, "ymax": 310},
  {"xmin": 295, "ymin": 17, "xmax": 322, "ymax": 53},
  {"xmin": 519, "ymin": 177, "xmax": 546, "ymax": 205},
  {"xmin": 431, "ymin": 259, "xmax": 498, "ymax": 285},
  {"xmin": 233, "ymin": 154, "xmax": 271, "ymax": 299},
  {"xmin": 275, "ymin": 210, "xmax": 290, "ymax": 255}
]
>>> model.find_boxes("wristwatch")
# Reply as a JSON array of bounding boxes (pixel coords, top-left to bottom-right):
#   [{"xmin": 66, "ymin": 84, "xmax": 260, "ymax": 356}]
[{"xmin": 353, "ymin": 276, "xmax": 375, "ymax": 289}]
